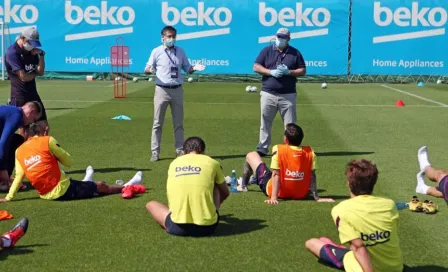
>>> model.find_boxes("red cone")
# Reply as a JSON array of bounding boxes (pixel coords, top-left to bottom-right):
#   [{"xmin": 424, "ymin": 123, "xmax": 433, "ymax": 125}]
[{"xmin": 395, "ymin": 100, "xmax": 405, "ymax": 107}]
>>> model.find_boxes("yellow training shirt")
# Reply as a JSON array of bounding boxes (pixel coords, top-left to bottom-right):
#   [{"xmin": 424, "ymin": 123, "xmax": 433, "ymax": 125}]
[
  {"xmin": 167, "ymin": 154, "xmax": 225, "ymax": 226},
  {"xmin": 6, "ymin": 136, "xmax": 73, "ymax": 201},
  {"xmin": 331, "ymin": 195, "xmax": 403, "ymax": 272},
  {"xmin": 270, "ymin": 145, "xmax": 317, "ymax": 170}
]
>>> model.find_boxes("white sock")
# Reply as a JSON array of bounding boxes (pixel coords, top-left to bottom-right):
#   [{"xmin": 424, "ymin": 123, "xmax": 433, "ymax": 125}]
[
  {"xmin": 82, "ymin": 166, "xmax": 94, "ymax": 182},
  {"xmin": 418, "ymin": 146, "xmax": 431, "ymax": 171},
  {"xmin": 1, "ymin": 235, "xmax": 12, "ymax": 247},
  {"xmin": 124, "ymin": 171, "xmax": 143, "ymax": 186},
  {"xmin": 416, "ymin": 171, "xmax": 430, "ymax": 195}
]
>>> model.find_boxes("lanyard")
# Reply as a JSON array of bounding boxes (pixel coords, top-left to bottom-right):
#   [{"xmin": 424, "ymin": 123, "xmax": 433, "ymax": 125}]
[
  {"xmin": 164, "ymin": 48, "xmax": 177, "ymax": 65},
  {"xmin": 274, "ymin": 45, "xmax": 288, "ymax": 64}
]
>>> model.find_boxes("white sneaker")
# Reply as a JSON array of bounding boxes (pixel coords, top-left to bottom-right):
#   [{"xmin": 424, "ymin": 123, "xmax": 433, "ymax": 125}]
[{"xmin": 150, "ymin": 152, "xmax": 159, "ymax": 162}]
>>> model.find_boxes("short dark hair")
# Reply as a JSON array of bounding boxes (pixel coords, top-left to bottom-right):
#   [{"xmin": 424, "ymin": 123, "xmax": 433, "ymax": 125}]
[
  {"xmin": 25, "ymin": 101, "xmax": 42, "ymax": 118},
  {"xmin": 28, "ymin": 121, "xmax": 46, "ymax": 137},
  {"xmin": 284, "ymin": 123, "xmax": 304, "ymax": 146},
  {"xmin": 345, "ymin": 159, "xmax": 378, "ymax": 196},
  {"xmin": 183, "ymin": 137, "xmax": 206, "ymax": 154},
  {"xmin": 161, "ymin": 26, "xmax": 177, "ymax": 36}
]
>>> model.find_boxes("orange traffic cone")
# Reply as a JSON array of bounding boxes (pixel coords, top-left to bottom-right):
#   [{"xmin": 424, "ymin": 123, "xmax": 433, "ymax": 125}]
[{"xmin": 395, "ymin": 100, "xmax": 405, "ymax": 107}]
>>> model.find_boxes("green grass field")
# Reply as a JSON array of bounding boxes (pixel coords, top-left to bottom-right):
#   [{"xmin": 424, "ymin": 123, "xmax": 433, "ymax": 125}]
[{"xmin": 0, "ymin": 79, "xmax": 447, "ymax": 271}]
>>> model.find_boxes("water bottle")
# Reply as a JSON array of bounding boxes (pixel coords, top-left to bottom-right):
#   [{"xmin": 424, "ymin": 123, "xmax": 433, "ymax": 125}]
[
  {"xmin": 230, "ymin": 170, "xmax": 238, "ymax": 193},
  {"xmin": 116, "ymin": 180, "xmax": 124, "ymax": 185},
  {"xmin": 395, "ymin": 201, "xmax": 409, "ymax": 210}
]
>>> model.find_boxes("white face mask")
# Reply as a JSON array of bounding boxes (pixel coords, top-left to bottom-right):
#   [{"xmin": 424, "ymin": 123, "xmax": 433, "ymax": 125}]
[{"xmin": 23, "ymin": 42, "xmax": 34, "ymax": 52}]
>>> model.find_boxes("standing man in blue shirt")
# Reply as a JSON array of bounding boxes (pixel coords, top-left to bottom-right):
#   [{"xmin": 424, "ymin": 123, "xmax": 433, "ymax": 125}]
[
  {"xmin": 253, "ymin": 28, "xmax": 306, "ymax": 156},
  {"xmin": 0, "ymin": 102, "xmax": 42, "ymax": 191},
  {"xmin": 5, "ymin": 27, "xmax": 47, "ymax": 136},
  {"xmin": 144, "ymin": 26, "xmax": 206, "ymax": 162}
]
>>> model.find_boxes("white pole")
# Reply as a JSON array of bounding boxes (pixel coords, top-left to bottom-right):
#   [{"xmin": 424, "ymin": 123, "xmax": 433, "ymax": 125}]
[{"xmin": 1, "ymin": 23, "xmax": 4, "ymax": 81}]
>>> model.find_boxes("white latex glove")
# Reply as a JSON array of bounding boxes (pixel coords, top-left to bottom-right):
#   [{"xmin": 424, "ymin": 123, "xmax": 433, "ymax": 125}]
[{"xmin": 193, "ymin": 63, "xmax": 206, "ymax": 71}]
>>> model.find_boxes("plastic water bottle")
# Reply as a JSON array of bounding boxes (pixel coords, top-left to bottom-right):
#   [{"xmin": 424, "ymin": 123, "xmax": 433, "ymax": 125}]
[
  {"xmin": 395, "ymin": 201, "xmax": 409, "ymax": 210},
  {"xmin": 230, "ymin": 170, "xmax": 238, "ymax": 193}
]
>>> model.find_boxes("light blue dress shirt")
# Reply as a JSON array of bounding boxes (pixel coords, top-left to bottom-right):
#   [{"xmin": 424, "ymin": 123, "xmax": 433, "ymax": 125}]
[{"xmin": 145, "ymin": 45, "xmax": 192, "ymax": 86}]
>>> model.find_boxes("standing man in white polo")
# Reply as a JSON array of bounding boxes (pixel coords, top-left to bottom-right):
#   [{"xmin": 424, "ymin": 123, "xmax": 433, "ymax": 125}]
[
  {"xmin": 145, "ymin": 26, "xmax": 205, "ymax": 162},
  {"xmin": 253, "ymin": 28, "xmax": 306, "ymax": 157}
]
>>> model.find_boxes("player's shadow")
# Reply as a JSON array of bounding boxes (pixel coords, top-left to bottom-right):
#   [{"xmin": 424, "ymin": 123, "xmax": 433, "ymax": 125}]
[
  {"xmin": 316, "ymin": 189, "xmax": 350, "ymax": 200},
  {"xmin": 212, "ymin": 154, "xmax": 247, "ymax": 160},
  {"xmin": 213, "ymin": 214, "xmax": 267, "ymax": 237},
  {"xmin": 315, "ymin": 151, "xmax": 375, "ymax": 157},
  {"xmin": 0, "ymin": 244, "xmax": 49, "ymax": 261},
  {"xmin": 65, "ymin": 167, "xmax": 151, "ymax": 174},
  {"xmin": 403, "ymin": 265, "xmax": 448, "ymax": 272}
]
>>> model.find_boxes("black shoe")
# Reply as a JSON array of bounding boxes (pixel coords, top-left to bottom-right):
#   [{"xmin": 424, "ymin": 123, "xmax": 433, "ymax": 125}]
[{"xmin": 257, "ymin": 151, "xmax": 267, "ymax": 157}]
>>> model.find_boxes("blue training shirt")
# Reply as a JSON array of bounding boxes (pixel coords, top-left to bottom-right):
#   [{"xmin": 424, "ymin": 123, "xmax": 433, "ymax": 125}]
[{"xmin": 0, "ymin": 105, "xmax": 24, "ymax": 160}]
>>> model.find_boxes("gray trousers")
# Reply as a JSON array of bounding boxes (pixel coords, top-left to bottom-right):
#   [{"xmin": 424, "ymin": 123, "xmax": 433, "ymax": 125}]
[
  {"xmin": 257, "ymin": 91, "xmax": 297, "ymax": 154},
  {"xmin": 151, "ymin": 85, "xmax": 184, "ymax": 153}
]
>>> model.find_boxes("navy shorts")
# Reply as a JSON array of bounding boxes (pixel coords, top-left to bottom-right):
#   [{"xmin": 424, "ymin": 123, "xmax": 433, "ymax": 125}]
[
  {"xmin": 319, "ymin": 244, "xmax": 350, "ymax": 269},
  {"xmin": 255, "ymin": 163, "xmax": 272, "ymax": 195},
  {"xmin": 437, "ymin": 175, "xmax": 448, "ymax": 205},
  {"xmin": 9, "ymin": 96, "xmax": 47, "ymax": 121},
  {"xmin": 165, "ymin": 212, "xmax": 219, "ymax": 237},
  {"xmin": 56, "ymin": 179, "xmax": 98, "ymax": 201}
]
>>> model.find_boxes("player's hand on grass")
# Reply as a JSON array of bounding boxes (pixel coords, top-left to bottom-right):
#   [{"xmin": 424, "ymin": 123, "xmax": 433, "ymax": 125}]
[
  {"xmin": 317, "ymin": 198, "xmax": 335, "ymax": 203},
  {"xmin": 264, "ymin": 198, "xmax": 278, "ymax": 205},
  {"xmin": 0, "ymin": 198, "xmax": 9, "ymax": 203}
]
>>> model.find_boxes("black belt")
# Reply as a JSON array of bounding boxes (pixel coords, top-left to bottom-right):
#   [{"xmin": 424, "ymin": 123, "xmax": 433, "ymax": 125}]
[{"xmin": 156, "ymin": 84, "xmax": 181, "ymax": 89}]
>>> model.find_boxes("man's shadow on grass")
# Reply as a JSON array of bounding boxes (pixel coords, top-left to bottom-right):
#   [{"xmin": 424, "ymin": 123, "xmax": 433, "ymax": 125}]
[
  {"xmin": 403, "ymin": 265, "xmax": 448, "ymax": 272},
  {"xmin": 0, "ymin": 244, "xmax": 49, "ymax": 261},
  {"xmin": 66, "ymin": 167, "xmax": 151, "ymax": 175},
  {"xmin": 213, "ymin": 214, "xmax": 267, "ymax": 237},
  {"xmin": 212, "ymin": 151, "xmax": 374, "ymax": 161}
]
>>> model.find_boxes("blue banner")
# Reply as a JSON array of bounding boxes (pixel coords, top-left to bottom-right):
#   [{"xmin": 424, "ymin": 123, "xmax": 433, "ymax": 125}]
[
  {"xmin": 0, "ymin": 0, "xmax": 349, "ymax": 75},
  {"xmin": 351, "ymin": 0, "xmax": 448, "ymax": 75}
]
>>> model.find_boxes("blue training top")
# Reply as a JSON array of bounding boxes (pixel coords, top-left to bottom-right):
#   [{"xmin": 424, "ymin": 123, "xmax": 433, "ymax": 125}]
[{"xmin": 0, "ymin": 105, "xmax": 24, "ymax": 160}]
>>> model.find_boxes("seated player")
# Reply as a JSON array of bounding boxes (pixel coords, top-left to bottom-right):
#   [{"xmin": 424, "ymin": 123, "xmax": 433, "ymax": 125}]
[
  {"xmin": 305, "ymin": 159, "xmax": 403, "ymax": 272},
  {"xmin": 415, "ymin": 146, "xmax": 448, "ymax": 206},
  {"xmin": 0, "ymin": 122, "xmax": 145, "ymax": 202},
  {"xmin": 242, "ymin": 123, "xmax": 334, "ymax": 204},
  {"xmin": 0, "ymin": 217, "xmax": 29, "ymax": 250},
  {"xmin": 146, "ymin": 137, "xmax": 229, "ymax": 237},
  {"xmin": 0, "ymin": 102, "xmax": 42, "ymax": 191}
]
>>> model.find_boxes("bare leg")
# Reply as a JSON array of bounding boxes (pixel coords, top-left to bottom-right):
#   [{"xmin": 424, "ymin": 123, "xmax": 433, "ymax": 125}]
[
  {"xmin": 243, "ymin": 151, "xmax": 264, "ymax": 185},
  {"xmin": 146, "ymin": 201, "xmax": 170, "ymax": 228},
  {"xmin": 305, "ymin": 238, "xmax": 326, "ymax": 258},
  {"xmin": 427, "ymin": 187, "xmax": 444, "ymax": 198},
  {"xmin": 425, "ymin": 166, "xmax": 448, "ymax": 184},
  {"xmin": 95, "ymin": 181, "xmax": 123, "ymax": 195}
]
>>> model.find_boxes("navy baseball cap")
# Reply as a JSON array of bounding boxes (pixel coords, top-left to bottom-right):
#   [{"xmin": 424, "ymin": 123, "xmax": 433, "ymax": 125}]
[
  {"xmin": 276, "ymin": 27, "xmax": 290, "ymax": 39},
  {"xmin": 21, "ymin": 27, "xmax": 41, "ymax": 47}
]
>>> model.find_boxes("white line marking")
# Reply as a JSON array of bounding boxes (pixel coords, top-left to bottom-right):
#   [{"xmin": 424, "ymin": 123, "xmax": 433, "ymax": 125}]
[
  {"xmin": 373, "ymin": 28, "xmax": 445, "ymax": 43},
  {"xmin": 381, "ymin": 85, "xmax": 448, "ymax": 107},
  {"xmin": 42, "ymin": 99, "xmax": 444, "ymax": 108},
  {"xmin": 65, "ymin": 27, "xmax": 134, "ymax": 41},
  {"xmin": 258, "ymin": 29, "xmax": 329, "ymax": 43},
  {"xmin": 0, "ymin": 25, "xmax": 37, "ymax": 35},
  {"xmin": 176, "ymin": 28, "xmax": 230, "ymax": 41}
]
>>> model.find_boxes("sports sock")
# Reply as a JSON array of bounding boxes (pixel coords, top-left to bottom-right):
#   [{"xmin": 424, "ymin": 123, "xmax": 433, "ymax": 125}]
[
  {"xmin": 124, "ymin": 171, "xmax": 143, "ymax": 186},
  {"xmin": 82, "ymin": 166, "xmax": 94, "ymax": 182},
  {"xmin": 418, "ymin": 146, "xmax": 431, "ymax": 172},
  {"xmin": 416, "ymin": 171, "xmax": 430, "ymax": 195}
]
